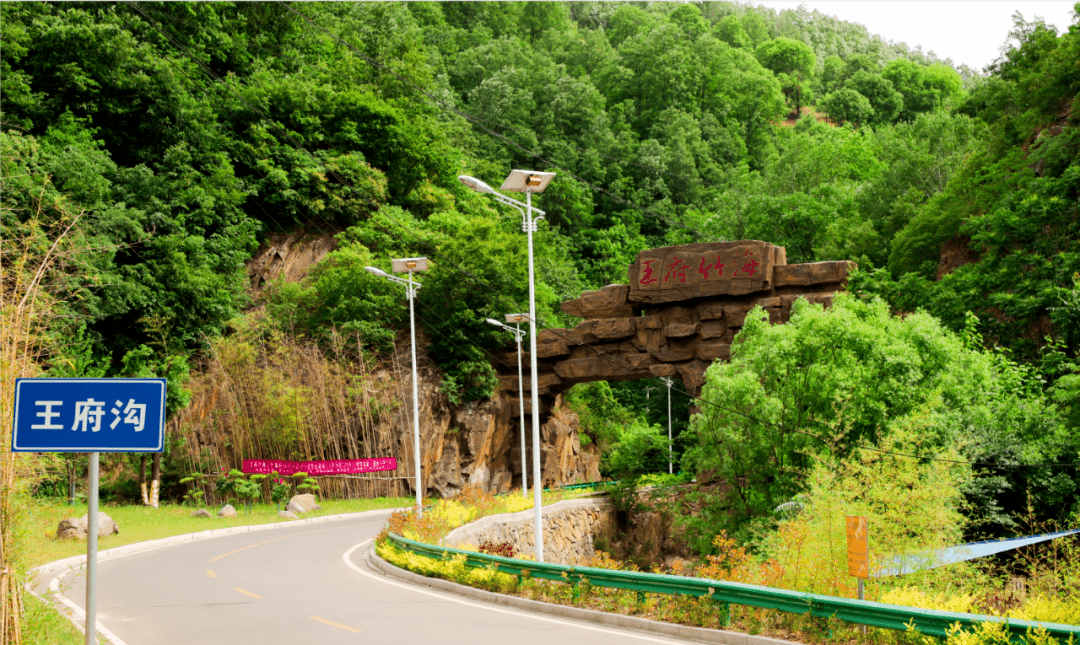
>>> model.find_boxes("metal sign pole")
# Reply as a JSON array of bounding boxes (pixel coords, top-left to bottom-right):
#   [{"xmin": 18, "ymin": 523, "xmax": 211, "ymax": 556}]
[
  {"xmin": 408, "ymin": 270, "xmax": 422, "ymax": 517},
  {"xmin": 11, "ymin": 378, "xmax": 167, "ymax": 645},
  {"xmin": 515, "ymin": 323, "xmax": 527, "ymax": 498},
  {"xmin": 85, "ymin": 451, "xmax": 99, "ymax": 645},
  {"xmin": 666, "ymin": 379, "xmax": 672, "ymax": 474},
  {"xmin": 858, "ymin": 578, "xmax": 866, "ymax": 636}
]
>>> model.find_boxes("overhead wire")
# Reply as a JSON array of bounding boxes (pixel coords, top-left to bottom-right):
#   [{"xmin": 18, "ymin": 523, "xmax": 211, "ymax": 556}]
[
  {"xmin": 279, "ymin": 2, "xmax": 719, "ymax": 242},
  {"xmin": 122, "ymin": 3, "xmax": 1078, "ymax": 473}
]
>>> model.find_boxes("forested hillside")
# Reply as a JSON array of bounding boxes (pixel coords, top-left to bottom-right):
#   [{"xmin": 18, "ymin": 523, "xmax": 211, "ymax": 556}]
[{"xmin": 3, "ymin": 0, "xmax": 1078, "ymax": 560}]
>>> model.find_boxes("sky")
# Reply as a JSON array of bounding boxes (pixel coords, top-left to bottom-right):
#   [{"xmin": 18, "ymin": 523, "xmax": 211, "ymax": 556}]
[{"xmin": 752, "ymin": 2, "xmax": 1078, "ymax": 70}]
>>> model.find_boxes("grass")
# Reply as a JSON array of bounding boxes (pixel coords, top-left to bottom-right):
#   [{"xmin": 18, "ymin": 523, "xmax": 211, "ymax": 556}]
[
  {"xmin": 22, "ymin": 590, "xmax": 85, "ymax": 645},
  {"xmin": 24, "ymin": 496, "xmax": 412, "ymax": 569}
]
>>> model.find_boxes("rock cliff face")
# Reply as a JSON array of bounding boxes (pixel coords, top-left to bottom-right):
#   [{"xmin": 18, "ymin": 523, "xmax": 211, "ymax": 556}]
[
  {"xmin": 422, "ymin": 386, "xmax": 601, "ymax": 498},
  {"xmin": 492, "ymin": 241, "xmax": 855, "ymax": 405},
  {"xmin": 242, "ymin": 230, "xmax": 601, "ymax": 500}
]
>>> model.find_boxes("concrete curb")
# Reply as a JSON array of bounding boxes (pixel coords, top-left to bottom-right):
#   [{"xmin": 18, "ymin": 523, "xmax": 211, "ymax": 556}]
[
  {"xmin": 367, "ymin": 543, "xmax": 803, "ymax": 645},
  {"xmin": 31, "ymin": 507, "xmax": 402, "ymax": 585},
  {"xmin": 26, "ymin": 508, "xmax": 402, "ymax": 644}
]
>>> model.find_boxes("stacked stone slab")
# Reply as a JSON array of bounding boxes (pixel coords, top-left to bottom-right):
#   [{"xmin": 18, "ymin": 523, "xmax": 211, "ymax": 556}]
[{"xmin": 492, "ymin": 241, "xmax": 854, "ymax": 404}]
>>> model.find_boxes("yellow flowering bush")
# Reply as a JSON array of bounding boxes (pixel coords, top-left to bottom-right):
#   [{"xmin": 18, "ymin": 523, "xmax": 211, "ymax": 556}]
[
  {"xmin": 1009, "ymin": 595, "xmax": 1080, "ymax": 626},
  {"xmin": 880, "ymin": 586, "xmax": 976, "ymax": 613},
  {"xmin": 376, "ymin": 542, "xmax": 518, "ymax": 593}
]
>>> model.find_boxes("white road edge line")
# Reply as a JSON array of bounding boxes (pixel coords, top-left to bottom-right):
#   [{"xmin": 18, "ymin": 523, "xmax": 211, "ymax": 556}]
[
  {"xmin": 27, "ymin": 508, "xmax": 403, "ymax": 645},
  {"xmin": 43, "ymin": 572, "xmax": 130, "ymax": 645},
  {"xmin": 343, "ymin": 540, "xmax": 686, "ymax": 645}
]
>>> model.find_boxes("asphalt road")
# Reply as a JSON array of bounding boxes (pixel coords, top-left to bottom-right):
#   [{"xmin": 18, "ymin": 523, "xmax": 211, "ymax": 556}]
[{"xmin": 45, "ymin": 510, "xmax": 693, "ymax": 645}]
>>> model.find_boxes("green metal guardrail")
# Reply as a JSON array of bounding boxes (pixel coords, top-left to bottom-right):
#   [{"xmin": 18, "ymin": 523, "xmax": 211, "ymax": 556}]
[{"xmin": 385, "ymin": 533, "xmax": 1080, "ymax": 641}]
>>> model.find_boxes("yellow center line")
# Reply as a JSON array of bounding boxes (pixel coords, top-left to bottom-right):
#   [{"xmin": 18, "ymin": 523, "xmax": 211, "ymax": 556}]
[
  {"xmin": 206, "ymin": 569, "xmax": 217, "ymax": 578},
  {"xmin": 234, "ymin": 587, "xmax": 262, "ymax": 599},
  {"xmin": 210, "ymin": 526, "xmax": 336, "ymax": 562},
  {"xmin": 311, "ymin": 615, "xmax": 361, "ymax": 633}
]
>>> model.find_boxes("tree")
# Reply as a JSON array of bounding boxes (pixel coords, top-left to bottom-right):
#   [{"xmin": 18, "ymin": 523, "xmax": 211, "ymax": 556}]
[
  {"xmin": 668, "ymin": 3, "xmax": 709, "ymax": 41},
  {"xmin": 818, "ymin": 54, "xmax": 845, "ymax": 93},
  {"xmin": 883, "ymin": 59, "xmax": 963, "ymax": 120},
  {"xmin": 754, "ymin": 37, "xmax": 815, "ymax": 116},
  {"xmin": 822, "ymin": 88, "xmax": 874, "ymax": 127},
  {"xmin": 740, "ymin": 11, "xmax": 770, "ymax": 49},
  {"xmin": 714, "ymin": 15, "xmax": 750, "ymax": 49},
  {"xmin": 520, "ymin": 1, "xmax": 570, "ymax": 45},
  {"xmin": 681, "ymin": 295, "xmax": 1065, "ymax": 537},
  {"xmin": 844, "ymin": 70, "xmax": 904, "ymax": 124}
]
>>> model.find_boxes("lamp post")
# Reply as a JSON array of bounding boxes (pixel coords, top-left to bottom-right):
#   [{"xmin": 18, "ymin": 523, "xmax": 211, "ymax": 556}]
[
  {"xmin": 660, "ymin": 377, "xmax": 674, "ymax": 475},
  {"xmin": 459, "ymin": 170, "xmax": 555, "ymax": 561},
  {"xmin": 366, "ymin": 257, "xmax": 429, "ymax": 516},
  {"xmin": 486, "ymin": 314, "xmax": 529, "ymax": 498}
]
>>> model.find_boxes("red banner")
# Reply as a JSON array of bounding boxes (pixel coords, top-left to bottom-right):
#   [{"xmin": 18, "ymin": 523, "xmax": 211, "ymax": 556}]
[{"xmin": 242, "ymin": 457, "xmax": 397, "ymax": 476}]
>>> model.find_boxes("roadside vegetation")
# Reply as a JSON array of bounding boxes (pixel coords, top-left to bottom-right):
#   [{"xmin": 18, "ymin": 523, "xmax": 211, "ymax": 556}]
[
  {"xmin": 24, "ymin": 497, "xmax": 411, "ymax": 570},
  {"xmin": 379, "ymin": 485, "xmax": 1080, "ymax": 645}
]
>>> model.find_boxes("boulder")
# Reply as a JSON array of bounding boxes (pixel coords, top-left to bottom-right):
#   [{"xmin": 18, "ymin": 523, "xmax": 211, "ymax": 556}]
[
  {"xmin": 191, "ymin": 509, "xmax": 212, "ymax": 518},
  {"xmin": 56, "ymin": 517, "xmax": 86, "ymax": 540},
  {"xmin": 561, "ymin": 284, "xmax": 633, "ymax": 319},
  {"xmin": 286, "ymin": 494, "xmax": 321, "ymax": 514},
  {"xmin": 217, "ymin": 504, "xmax": 237, "ymax": 518},
  {"xmin": 79, "ymin": 512, "xmax": 119, "ymax": 538},
  {"xmin": 278, "ymin": 511, "xmax": 299, "ymax": 520},
  {"xmin": 535, "ymin": 331, "xmax": 570, "ymax": 359},
  {"xmin": 773, "ymin": 261, "xmax": 855, "ymax": 287},
  {"xmin": 591, "ymin": 318, "xmax": 636, "ymax": 341}
]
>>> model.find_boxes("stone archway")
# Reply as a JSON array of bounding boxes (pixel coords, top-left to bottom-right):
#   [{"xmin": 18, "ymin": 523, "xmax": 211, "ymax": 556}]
[{"xmin": 492, "ymin": 240, "xmax": 855, "ymax": 413}]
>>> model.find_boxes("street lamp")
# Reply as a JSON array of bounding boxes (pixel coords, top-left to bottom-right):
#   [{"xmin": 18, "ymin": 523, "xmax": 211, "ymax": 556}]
[
  {"xmin": 660, "ymin": 377, "xmax": 674, "ymax": 475},
  {"xmin": 460, "ymin": 170, "xmax": 555, "ymax": 561},
  {"xmin": 366, "ymin": 257, "xmax": 429, "ymax": 516},
  {"xmin": 486, "ymin": 314, "xmax": 529, "ymax": 499}
]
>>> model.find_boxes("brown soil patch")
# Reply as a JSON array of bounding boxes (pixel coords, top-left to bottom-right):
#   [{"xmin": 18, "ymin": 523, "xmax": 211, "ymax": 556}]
[{"xmin": 936, "ymin": 234, "xmax": 981, "ymax": 279}]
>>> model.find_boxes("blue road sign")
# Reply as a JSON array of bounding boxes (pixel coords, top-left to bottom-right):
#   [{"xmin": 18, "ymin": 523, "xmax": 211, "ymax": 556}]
[{"xmin": 12, "ymin": 378, "xmax": 166, "ymax": 452}]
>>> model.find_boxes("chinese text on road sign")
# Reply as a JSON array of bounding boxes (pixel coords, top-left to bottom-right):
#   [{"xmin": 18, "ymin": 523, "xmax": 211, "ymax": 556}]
[
  {"xmin": 846, "ymin": 515, "xmax": 870, "ymax": 578},
  {"xmin": 12, "ymin": 378, "xmax": 166, "ymax": 452}
]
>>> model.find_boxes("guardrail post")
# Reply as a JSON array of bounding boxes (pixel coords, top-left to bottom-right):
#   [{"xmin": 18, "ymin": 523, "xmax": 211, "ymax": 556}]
[{"xmin": 714, "ymin": 599, "xmax": 731, "ymax": 627}]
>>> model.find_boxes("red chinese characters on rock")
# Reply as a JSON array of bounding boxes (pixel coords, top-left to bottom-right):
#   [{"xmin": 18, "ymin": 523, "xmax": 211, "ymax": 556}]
[
  {"xmin": 664, "ymin": 256, "xmax": 689, "ymax": 283},
  {"xmin": 640, "ymin": 259, "xmax": 659, "ymax": 285},
  {"xmin": 698, "ymin": 256, "xmax": 725, "ymax": 280},
  {"xmin": 736, "ymin": 258, "xmax": 760, "ymax": 277},
  {"xmin": 635, "ymin": 245, "xmax": 770, "ymax": 292}
]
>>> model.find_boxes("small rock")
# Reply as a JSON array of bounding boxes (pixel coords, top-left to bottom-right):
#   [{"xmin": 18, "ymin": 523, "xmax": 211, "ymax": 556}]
[
  {"xmin": 278, "ymin": 511, "xmax": 299, "ymax": 520},
  {"xmin": 191, "ymin": 509, "xmax": 212, "ymax": 518},
  {"xmin": 286, "ymin": 494, "xmax": 321, "ymax": 514},
  {"xmin": 56, "ymin": 517, "xmax": 86, "ymax": 540},
  {"xmin": 79, "ymin": 512, "xmax": 119, "ymax": 538},
  {"xmin": 218, "ymin": 504, "xmax": 237, "ymax": 518}
]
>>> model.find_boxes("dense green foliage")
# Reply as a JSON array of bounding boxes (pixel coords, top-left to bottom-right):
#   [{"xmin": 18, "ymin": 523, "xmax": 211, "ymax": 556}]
[
  {"xmin": 683, "ymin": 296, "xmax": 1079, "ymax": 542},
  {"xmin": 3, "ymin": 1, "xmax": 1078, "ymax": 545}
]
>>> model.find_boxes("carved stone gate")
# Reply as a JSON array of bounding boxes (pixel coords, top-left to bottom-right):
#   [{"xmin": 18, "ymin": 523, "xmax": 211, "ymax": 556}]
[{"xmin": 492, "ymin": 240, "xmax": 855, "ymax": 413}]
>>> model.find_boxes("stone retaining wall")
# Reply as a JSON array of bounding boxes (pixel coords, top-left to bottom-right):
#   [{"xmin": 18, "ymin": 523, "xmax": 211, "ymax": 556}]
[{"xmin": 441, "ymin": 498, "xmax": 614, "ymax": 565}]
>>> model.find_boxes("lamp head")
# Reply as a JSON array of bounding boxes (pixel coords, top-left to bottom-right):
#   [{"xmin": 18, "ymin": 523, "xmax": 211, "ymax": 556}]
[
  {"xmin": 485, "ymin": 318, "xmax": 504, "ymax": 327},
  {"xmin": 458, "ymin": 175, "xmax": 496, "ymax": 195},
  {"xmin": 501, "ymin": 170, "xmax": 556, "ymax": 194},
  {"xmin": 391, "ymin": 257, "xmax": 429, "ymax": 273},
  {"xmin": 365, "ymin": 266, "xmax": 388, "ymax": 278}
]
